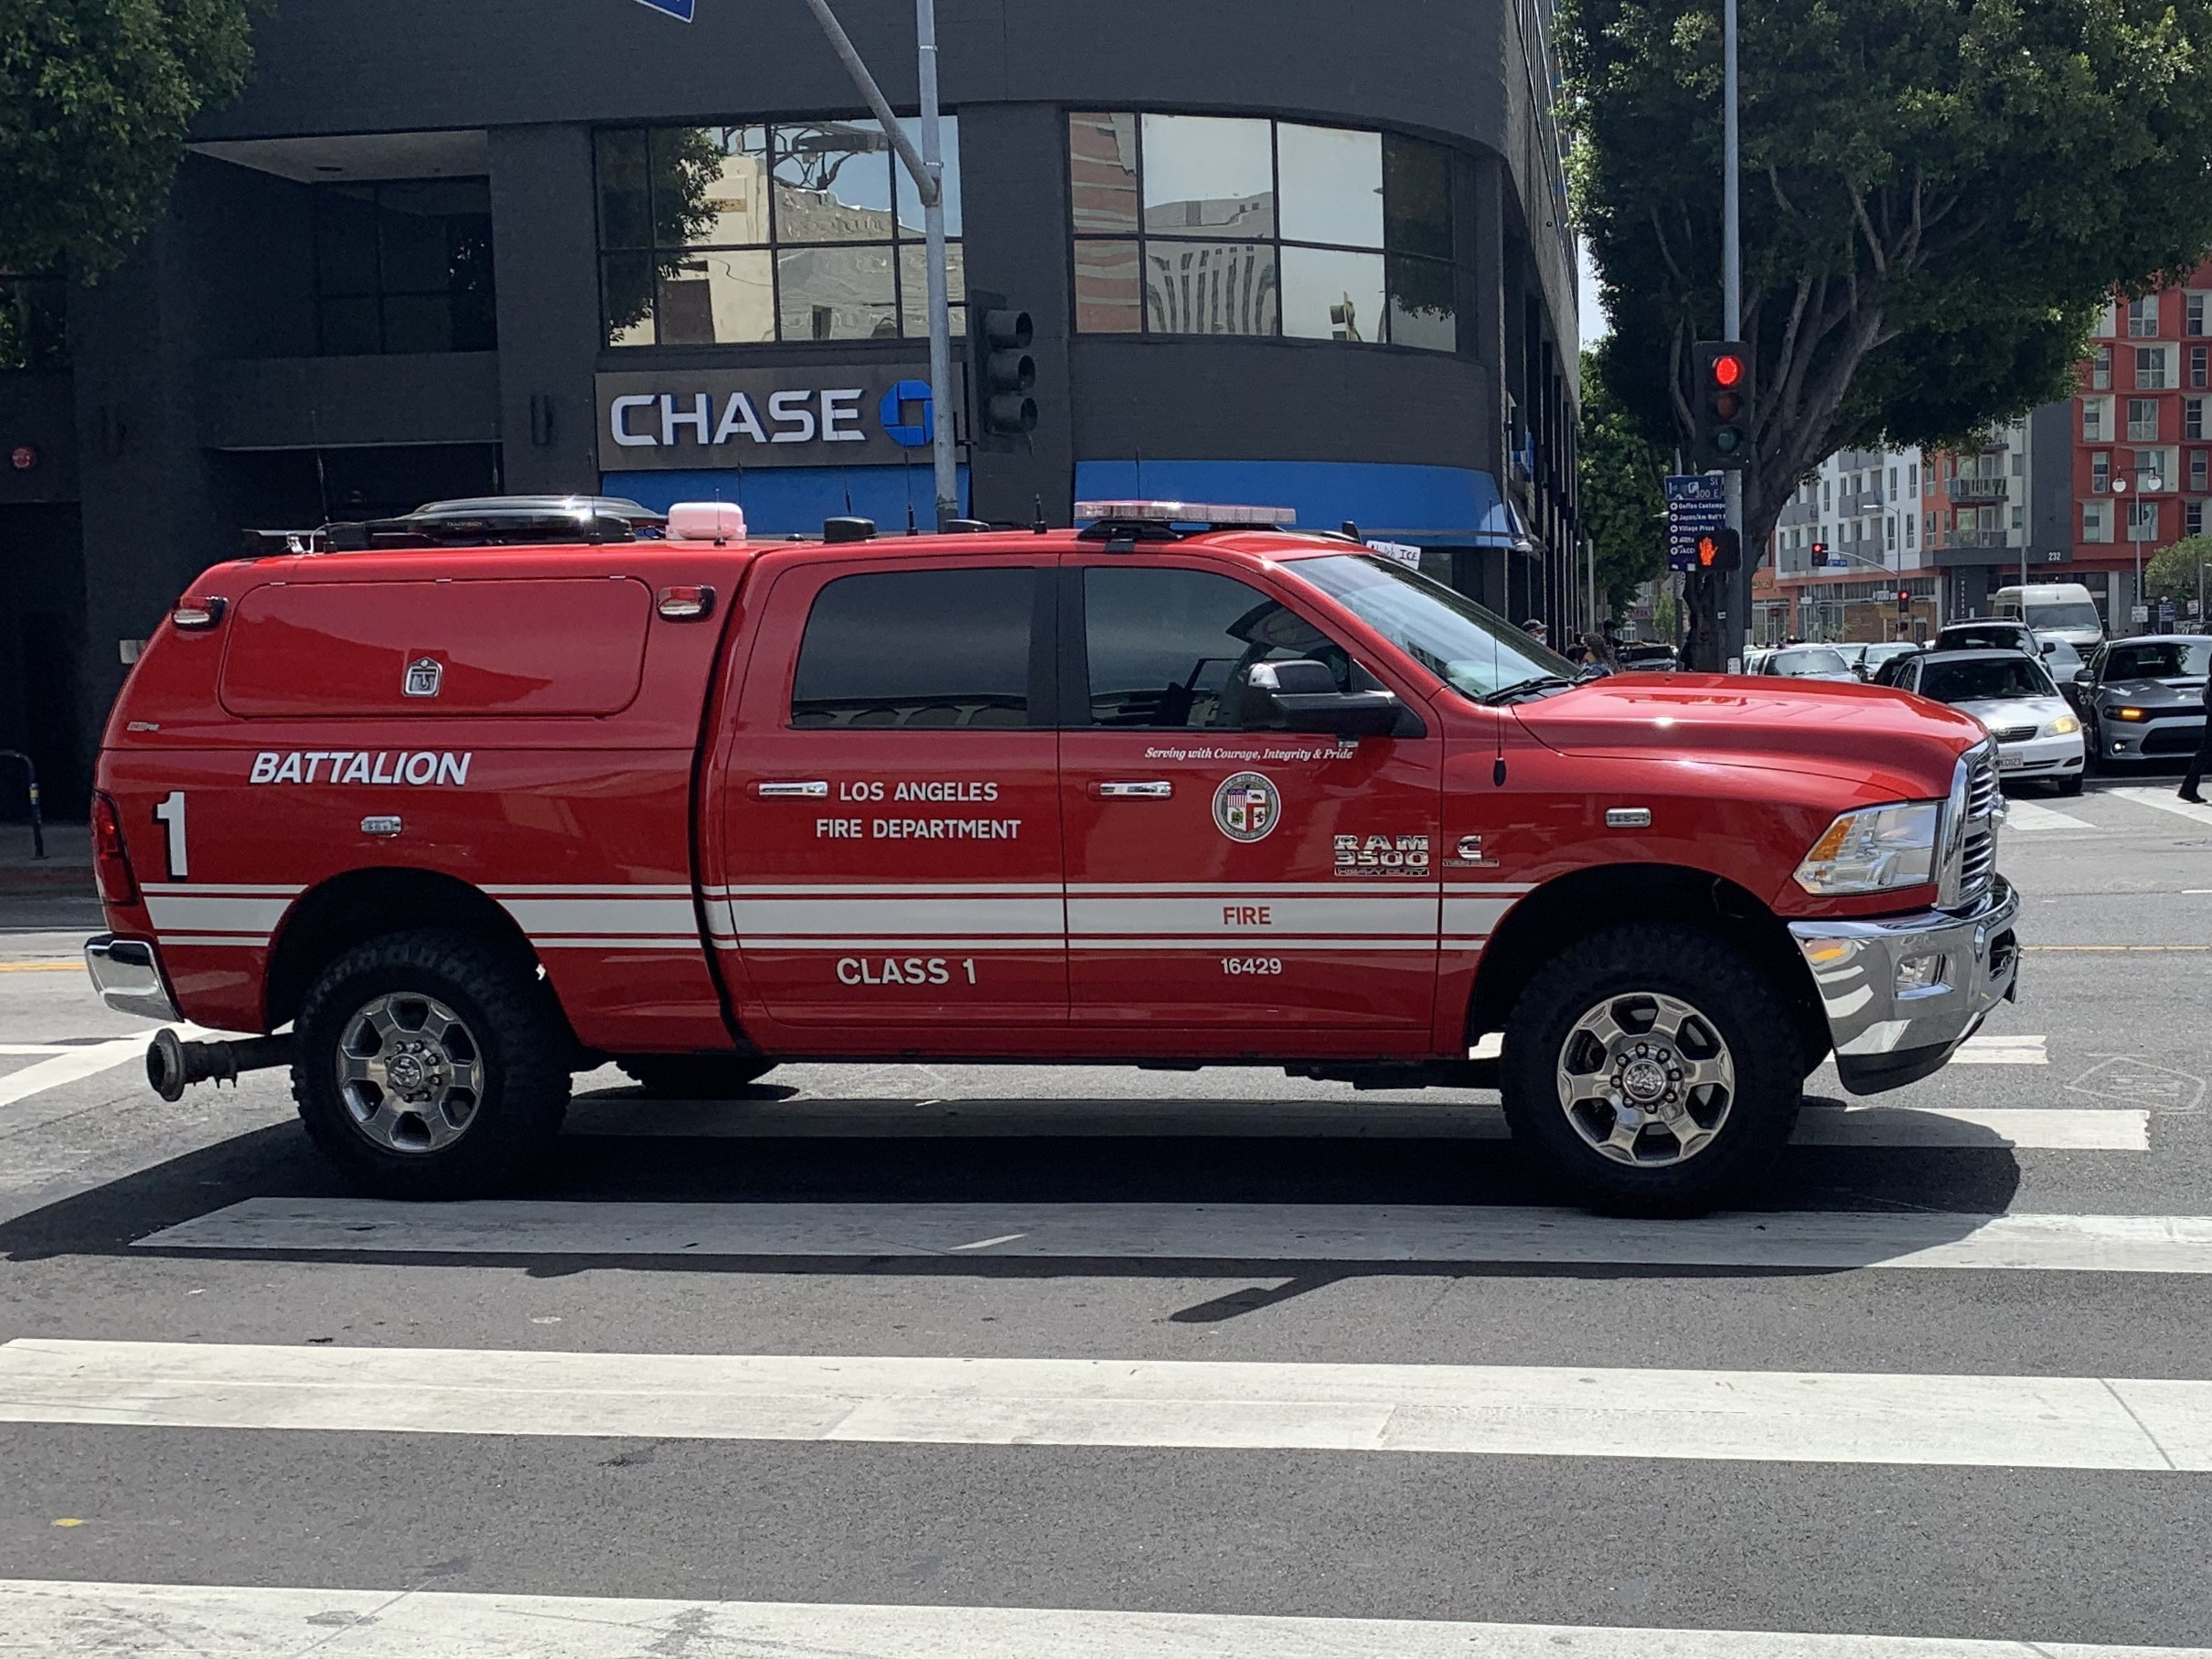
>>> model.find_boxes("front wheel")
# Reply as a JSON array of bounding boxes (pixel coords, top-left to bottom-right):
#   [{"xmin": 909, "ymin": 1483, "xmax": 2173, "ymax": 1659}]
[
  {"xmin": 2055, "ymin": 774, "xmax": 2085, "ymax": 797},
  {"xmin": 293, "ymin": 930, "xmax": 571, "ymax": 1199},
  {"xmin": 1500, "ymin": 924, "xmax": 1802, "ymax": 1215}
]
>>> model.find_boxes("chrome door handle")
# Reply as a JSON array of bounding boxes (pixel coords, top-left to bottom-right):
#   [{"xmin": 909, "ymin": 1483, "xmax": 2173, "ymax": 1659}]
[
  {"xmin": 755, "ymin": 780, "xmax": 828, "ymax": 798},
  {"xmin": 1094, "ymin": 780, "xmax": 1173, "ymax": 798}
]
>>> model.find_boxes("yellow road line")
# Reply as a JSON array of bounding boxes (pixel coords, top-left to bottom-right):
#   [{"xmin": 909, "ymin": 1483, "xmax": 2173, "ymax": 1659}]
[{"xmin": 0, "ymin": 961, "xmax": 79, "ymax": 972}]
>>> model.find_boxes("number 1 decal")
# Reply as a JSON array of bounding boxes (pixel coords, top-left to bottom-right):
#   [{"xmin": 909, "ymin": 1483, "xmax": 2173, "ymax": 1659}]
[{"xmin": 152, "ymin": 790, "xmax": 187, "ymax": 880}]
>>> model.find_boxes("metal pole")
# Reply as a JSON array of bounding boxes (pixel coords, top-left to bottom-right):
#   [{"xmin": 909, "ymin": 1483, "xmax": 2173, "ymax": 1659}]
[
  {"xmin": 914, "ymin": 0, "xmax": 956, "ymax": 528},
  {"xmin": 1718, "ymin": 0, "xmax": 1745, "ymax": 672},
  {"xmin": 794, "ymin": 0, "xmax": 955, "ymax": 527}
]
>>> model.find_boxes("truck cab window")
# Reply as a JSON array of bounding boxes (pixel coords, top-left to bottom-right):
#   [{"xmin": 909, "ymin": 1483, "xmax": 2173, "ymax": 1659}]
[
  {"xmin": 1083, "ymin": 566, "xmax": 1351, "ymax": 728},
  {"xmin": 791, "ymin": 568, "xmax": 1034, "ymax": 728}
]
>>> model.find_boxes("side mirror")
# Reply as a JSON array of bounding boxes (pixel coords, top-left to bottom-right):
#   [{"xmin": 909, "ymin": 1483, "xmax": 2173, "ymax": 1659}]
[
  {"xmin": 2073, "ymin": 669, "xmax": 2094, "ymax": 687},
  {"xmin": 1853, "ymin": 664, "xmax": 1870, "ymax": 680},
  {"xmin": 1247, "ymin": 659, "xmax": 1404, "ymax": 738},
  {"xmin": 2040, "ymin": 640, "xmax": 2058, "ymax": 655}
]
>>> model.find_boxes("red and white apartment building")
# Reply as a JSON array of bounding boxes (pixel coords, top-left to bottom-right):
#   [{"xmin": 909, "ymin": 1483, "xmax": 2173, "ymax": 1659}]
[{"xmin": 1766, "ymin": 261, "xmax": 2212, "ymax": 640}]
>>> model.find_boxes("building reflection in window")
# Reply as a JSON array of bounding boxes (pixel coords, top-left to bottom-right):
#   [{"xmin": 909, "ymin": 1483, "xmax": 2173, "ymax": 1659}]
[{"xmin": 1072, "ymin": 111, "xmax": 1459, "ymax": 350}]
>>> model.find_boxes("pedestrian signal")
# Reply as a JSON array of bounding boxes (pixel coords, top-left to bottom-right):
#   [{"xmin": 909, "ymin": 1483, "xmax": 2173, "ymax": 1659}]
[{"xmin": 1694, "ymin": 527, "xmax": 1742, "ymax": 571}]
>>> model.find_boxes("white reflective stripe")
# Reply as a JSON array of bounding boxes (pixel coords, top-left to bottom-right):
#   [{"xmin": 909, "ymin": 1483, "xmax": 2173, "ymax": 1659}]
[
  {"xmin": 1066, "ymin": 882, "xmax": 1429, "ymax": 896},
  {"xmin": 727, "ymin": 896, "xmax": 1063, "ymax": 937},
  {"xmin": 143, "ymin": 894, "xmax": 292, "ymax": 934},
  {"xmin": 529, "ymin": 937, "xmax": 704, "ymax": 951},
  {"xmin": 155, "ymin": 935, "xmax": 269, "ymax": 947},
  {"xmin": 485, "ymin": 883, "xmax": 694, "ymax": 896},
  {"xmin": 707, "ymin": 883, "xmax": 1063, "ymax": 897},
  {"xmin": 1443, "ymin": 895, "xmax": 1518, "ymax": 933},
  {"xmin": 736, "ymin": 937, "xmax": 1055, "ymax": 952},
  {"xmin": 497, "ymin": 897, "xmax": 698, "ymax": 937},
  {"xmin": 1069, "ymin": 895, "xmax": 1436, "ymax": 936},
  {"xmin": 140, "ymin": 882, "xmax": 303, "ymax": 896},
  {"xmin": 1442, "ymin": 881, "xmax": 1536, "ymax": 894},
  {"xmin": 703, "ymin": 897, "xmax": 736, "ymax": 937},
  {"xmin": 1071, "ymin": 938, "xmax": 1438, "ymax": 951}
]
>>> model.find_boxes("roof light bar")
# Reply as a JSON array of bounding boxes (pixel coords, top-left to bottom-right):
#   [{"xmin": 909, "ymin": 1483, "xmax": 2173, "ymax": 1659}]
[{"xmin": 1074, "ymin": 499, "xmax": 1297, "ymax": 527}]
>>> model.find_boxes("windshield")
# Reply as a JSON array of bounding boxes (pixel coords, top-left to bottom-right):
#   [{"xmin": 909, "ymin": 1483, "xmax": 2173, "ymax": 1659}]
[
  {"xmin": 1769, "ymin": 648, "xmax": 1850, "ymax": 676},
  {"xmin": 2026, "ymin": 602, "xmax": 2102, "ymax": 632},
  {"xmin": 1940, "ymin": 626, "xmax": 2028, "ymax": 652},
  {"xmin": 1285, "ymin": 554, "xmax": 1578, "ymax": 700},
  {"xmin": 2103, "ymin": 640, "xmax": 2211, "ymax": 680},
  {"xmin": 1919, "ymin": 658, "xmax": 2057, "ymax": 702}
]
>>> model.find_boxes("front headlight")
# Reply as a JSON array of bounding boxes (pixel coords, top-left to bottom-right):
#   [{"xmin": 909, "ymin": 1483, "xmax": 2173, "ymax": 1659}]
[
  {"xmin": 1793, "ymin": 801, "xmax": 1940, "ymax": 895},
  {"xmin": 2046, "ymin": 713, "xmax": 2081, "ymax": 736}
]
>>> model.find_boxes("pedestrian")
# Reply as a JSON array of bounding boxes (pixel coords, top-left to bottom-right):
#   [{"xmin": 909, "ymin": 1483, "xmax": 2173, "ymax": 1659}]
[
  {"xmin": 1522, "ymin": 618, "xmax": 1549, "ymax": 647},
  {"xmin": 2181, "ymin": 663, "xmax": 2212, "ymax": 804},
  {"xmin": 1580, "ymin": 630, "xmax": 1619, "ymax": 675}
]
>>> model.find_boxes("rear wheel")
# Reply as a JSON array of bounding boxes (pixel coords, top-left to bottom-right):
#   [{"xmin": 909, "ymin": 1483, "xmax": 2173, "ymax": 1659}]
[
  {"xmin": 617, "ymin": 1054, "xmax": 775, "ymax": 1097},
  {"xmin": 293, "ymin": 930, "xmax": 570, "ymax": 1199},
  {"xmin": 1500, "ymin": 924, "xmax": 1802, "ymax": 1215}
]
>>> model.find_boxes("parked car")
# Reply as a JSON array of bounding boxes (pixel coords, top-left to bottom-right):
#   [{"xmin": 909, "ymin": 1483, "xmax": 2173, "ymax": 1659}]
[
  {"xmin": 1886, "ymin": 648, "xmax": 2085, "ymax": 794},
  {"xmin": 1615, "ymin": 644, "xmax": 1678, "ymax": 673},
  {"xmin": 1755, "ymin": 645, "xmax": 1859, "ymax": 681},
  {"xmin": 2074, "ymin": 634, "xmax": 2212, "ymax": 771},
  {"xmin": 1851, "ymin": 641, "xmax": 1925, "ymax": 680},
  {"xmin": 1935, "ymin": 619, "xmax": 2040, "ymax": 657}
]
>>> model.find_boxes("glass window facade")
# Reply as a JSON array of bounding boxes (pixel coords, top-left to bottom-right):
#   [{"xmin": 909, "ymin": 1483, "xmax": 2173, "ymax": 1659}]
[
  {"xmin": 313, "ymin": 180, "xmax": 496, "ymax": 355},
  {"xmin": 598, "ymin": 120, "xmax": 963, "ymax": 347},
  {"xmin": 1068, "ymin": 112, "xmax": 1459, "ymax": 350}
]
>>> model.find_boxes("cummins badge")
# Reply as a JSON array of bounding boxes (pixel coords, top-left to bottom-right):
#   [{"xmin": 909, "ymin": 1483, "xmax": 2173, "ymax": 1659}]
[{"xmin": 403, "ymin": 658, "xmax": 444, "ymax": 698}]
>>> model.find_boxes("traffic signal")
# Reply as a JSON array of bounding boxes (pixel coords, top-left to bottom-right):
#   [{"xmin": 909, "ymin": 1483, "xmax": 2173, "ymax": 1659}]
[
  {"xmin": 1810, "ymin": 541, "xmax": 1828, "ymax": 567},
  {"xmin": 1694, "ymin": 527, "xmax": 1742, "ymax": 571},
  {"xmin": 1693, "ymin": 341, "xmax": 1752, "ymax": 471},
  {"xmin": 968, "ymin": 291, "xmax": 1037, "ymax": 447},
  {"xmin": 1897, "ymin": 589, "xmax": 1911, "ymax": 615}
]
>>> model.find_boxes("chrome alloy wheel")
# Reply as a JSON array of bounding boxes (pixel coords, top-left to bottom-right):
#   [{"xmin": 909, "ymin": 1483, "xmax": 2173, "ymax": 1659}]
[
  {"xmin": 336, "ymin": 992, "xmax": 484, "ymax": 1154},
  {"xmin": 1555, "ymin": 991, "xmax": 1735, "ymax": 1167}
]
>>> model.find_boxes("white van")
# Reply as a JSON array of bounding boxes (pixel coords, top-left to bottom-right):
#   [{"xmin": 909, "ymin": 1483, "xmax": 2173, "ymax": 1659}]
[{"xmin": 1993, "ymin": 583, "xmax": 2105, "ymax": 648}]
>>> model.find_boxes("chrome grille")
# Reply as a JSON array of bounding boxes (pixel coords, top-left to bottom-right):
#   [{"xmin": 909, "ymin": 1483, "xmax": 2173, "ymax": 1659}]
[
  {"xmin": 1955, "ymin": 745, "xmax": 1999, "ymax": 904},
  {"xmin": 1991, "ymin": 725, "xmax": 2037, "ymax": 744}
]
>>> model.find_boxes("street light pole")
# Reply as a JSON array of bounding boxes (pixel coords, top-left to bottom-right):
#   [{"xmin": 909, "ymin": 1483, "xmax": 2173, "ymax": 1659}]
[
  {"xmin": 1719, "ymin": 0, "xmax": 1745, "ymax": 670},
  {"xmin": 794, "ymin": 0, "xmax": 956, "ymax": 527}
]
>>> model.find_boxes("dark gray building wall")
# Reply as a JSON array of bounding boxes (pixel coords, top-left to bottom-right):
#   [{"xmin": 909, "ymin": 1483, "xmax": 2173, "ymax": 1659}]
[
  {"xmin": 0, "ymin": 373, "xmax": 78, "ymax": 505},
  {"xmin": 2029, "ymin": 399, "xmax": 2073, "ymax": 560},
  {"xmin": 491, "ymin": 125, "xmax": 602, "ymax": 493}
]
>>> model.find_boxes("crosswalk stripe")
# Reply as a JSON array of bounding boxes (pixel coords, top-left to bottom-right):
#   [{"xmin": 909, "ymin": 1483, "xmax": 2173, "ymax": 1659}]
[
  {"xmin": 134, "ymin": 1198, "xmax": 2212, "ymax": 1271},
  {"xmin": 0, "ymin": 1035, "xmax": 150, "ymax": 1111},
  {"xmin": 1, "ymin": 1337, "xmax": 2204, "ymax": 1470},
  {"xmin": 2108, "ymin": 787, "xmax": 2212, "ymax": 829},
  {"xmin": 2001, "ymin": 798, "xmax": 2094, "ymax": 831},
  {"xmin": 3, "ymin": 1580, "xmax": 2207, "ymax": 1659},
  {"xmin": 561, "ymin": 1096, "xmax": 2142, "ymax": 1150},
  {"xmin": 1951, "ymin": 1033, "xmax": 2047, "ymax": 1064}
]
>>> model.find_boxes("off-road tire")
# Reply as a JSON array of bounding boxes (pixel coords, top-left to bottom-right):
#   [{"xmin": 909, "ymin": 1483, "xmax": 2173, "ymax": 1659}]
[
  {"xmin": 617, "ymin": 1054, "xmax": 775, "ymax": 1097},
  {"xmin": 293, "ymin": 930, "xmax": 570, "ymax": 1199},
  {"xmin": 1500, "ymin": 923, "xmax": 1803, "ymax": 1215}
]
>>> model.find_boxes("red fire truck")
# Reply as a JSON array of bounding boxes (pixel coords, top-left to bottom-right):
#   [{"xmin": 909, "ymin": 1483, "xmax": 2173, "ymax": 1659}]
[{"xmin": 83, "ymin": 498, "xmax": 2017, "ymax": 1212}]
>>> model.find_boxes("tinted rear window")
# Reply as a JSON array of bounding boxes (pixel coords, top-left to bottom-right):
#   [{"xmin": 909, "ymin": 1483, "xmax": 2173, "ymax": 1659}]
[{"xmin": 791, "ymin": 568, "xmax": 1035, "ymax": 728}]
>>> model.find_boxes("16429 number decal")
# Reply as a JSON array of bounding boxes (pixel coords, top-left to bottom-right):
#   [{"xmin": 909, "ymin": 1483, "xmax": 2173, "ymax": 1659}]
[{"xmin": 1222, "ymin": 957, "xmax": 1284, "ymax": 976}]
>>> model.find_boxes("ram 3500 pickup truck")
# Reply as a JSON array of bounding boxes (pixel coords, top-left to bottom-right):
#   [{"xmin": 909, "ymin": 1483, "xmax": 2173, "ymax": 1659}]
[{"xmin": 84, "ymin": 498, "xmax": 2018, "ymax": 1212}]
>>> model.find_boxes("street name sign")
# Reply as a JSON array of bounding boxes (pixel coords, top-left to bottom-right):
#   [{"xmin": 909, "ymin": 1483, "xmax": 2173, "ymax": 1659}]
[{"xmin": 1665, "ymin": 475, "xmax": 1726, "ymax": 572}]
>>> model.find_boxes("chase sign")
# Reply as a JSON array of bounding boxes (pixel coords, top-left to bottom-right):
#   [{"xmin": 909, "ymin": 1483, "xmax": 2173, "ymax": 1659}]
[{"xmin": 595, "ymin": 366, "xmax": 935, "ymax": 472}]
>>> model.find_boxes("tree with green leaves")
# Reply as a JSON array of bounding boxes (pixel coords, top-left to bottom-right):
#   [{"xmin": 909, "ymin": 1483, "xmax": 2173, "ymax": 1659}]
[
  {"xmin": 1579, "ymin": 341, "xmax": 1671, "ymax": 620},
  {"xmin": 0, "ymin": 0, "xmax": 255, "ymax": 278},
  {"xmin": 1565, "ymin": 0, "xmax": 2212, "ymax": 665},
  {"xmin": 2144, "ymin": 535, "xmax": 2212, "ymax": 615}
]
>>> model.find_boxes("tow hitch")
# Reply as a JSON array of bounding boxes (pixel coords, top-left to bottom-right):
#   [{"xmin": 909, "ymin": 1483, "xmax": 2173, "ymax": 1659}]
[{"xmin": 147, "ymin": 1029, "xmax": 295, "ymax": 1101}]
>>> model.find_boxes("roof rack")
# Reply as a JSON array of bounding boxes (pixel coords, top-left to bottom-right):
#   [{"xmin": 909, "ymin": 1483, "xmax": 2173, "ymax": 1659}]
[{"xmin": 322, "ymin": 498, "xmax": 649, "ymax": 551}]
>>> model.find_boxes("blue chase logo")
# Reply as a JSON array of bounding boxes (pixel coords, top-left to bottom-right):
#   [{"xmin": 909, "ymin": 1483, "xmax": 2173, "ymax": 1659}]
[{"xmin": 879, "ymin": 380, "xmax": 934, "ymax": 448}]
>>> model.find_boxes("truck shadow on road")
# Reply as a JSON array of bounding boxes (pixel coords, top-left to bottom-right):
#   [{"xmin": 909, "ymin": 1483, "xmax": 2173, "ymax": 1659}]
[{"xmin": 0, "ymin": 1089, "xmax": 2024, "ymax": 1276}]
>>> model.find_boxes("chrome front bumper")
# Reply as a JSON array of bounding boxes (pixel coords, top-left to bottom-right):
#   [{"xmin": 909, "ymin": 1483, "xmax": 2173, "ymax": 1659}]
[
  {"xmin": 84, "ymin": 934, "xmax": 180, "ymax": 1022},
  {"xmin": 1787, "ymin": 878, "xmax": 2021, "ymax": 1095}
]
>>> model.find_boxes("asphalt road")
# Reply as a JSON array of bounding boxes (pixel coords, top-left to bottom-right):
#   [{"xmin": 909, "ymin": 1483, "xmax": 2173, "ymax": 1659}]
[{"xmin": 2, "ymin": 778, "xmax": 2209, "ymax": 1655}]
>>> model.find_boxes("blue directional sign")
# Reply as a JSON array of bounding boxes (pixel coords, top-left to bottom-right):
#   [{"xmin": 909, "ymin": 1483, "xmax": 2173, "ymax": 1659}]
[
  {"xmin": 633, "ymin": 0, "xmax": 695, "ymax": 19},
  {"xmin": 1664, "ymin": 474, "xmax": 1727, "ymax": 572}
]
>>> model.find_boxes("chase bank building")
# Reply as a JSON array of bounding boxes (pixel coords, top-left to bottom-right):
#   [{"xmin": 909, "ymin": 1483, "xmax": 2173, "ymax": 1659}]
[{"xmin": 0, "ymin": 0, "xmax": 1581, "ymax": 812}]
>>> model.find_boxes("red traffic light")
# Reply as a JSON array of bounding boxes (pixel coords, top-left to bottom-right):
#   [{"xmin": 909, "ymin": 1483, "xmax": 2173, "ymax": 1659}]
[{"xmin": 1709, "ymin": 352, "xmax": 1746, "ymax": 389}]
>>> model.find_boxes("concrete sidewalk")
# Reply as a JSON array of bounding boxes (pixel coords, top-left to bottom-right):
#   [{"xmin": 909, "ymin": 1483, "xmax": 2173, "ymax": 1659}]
[{"xmin": 0, "ymin": 821, "xmax": 101, "ymax": 937}]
